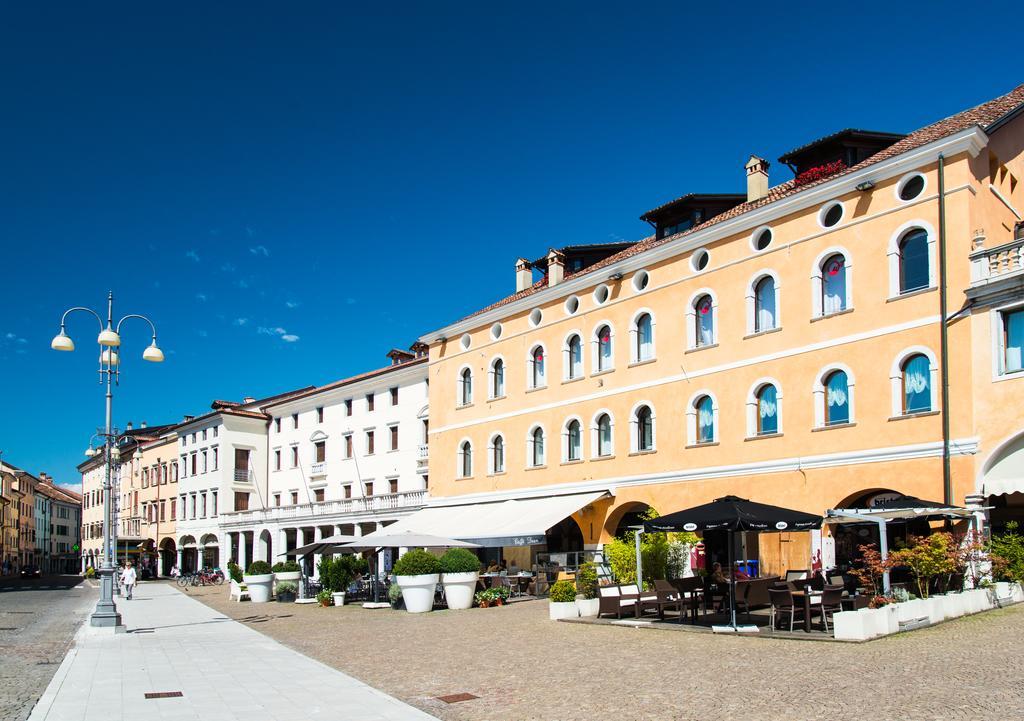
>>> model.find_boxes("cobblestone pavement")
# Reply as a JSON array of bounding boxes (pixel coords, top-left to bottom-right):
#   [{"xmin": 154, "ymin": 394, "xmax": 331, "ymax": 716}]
[
  {"xmin": 0, "ymin": 576, "xmax": 96, "ymax": 721},
  {"xmin": 185, "ymin": 582, "xmax": 1024, "ymax": 721}
]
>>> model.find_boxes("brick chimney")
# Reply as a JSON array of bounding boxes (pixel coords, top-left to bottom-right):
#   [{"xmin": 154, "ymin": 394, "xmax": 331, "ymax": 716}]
[
  {"xmin": 515, "ymin": 258, "xmax": 533, "ymax": 292},
  {"xmin": 125, "ymin": 421, "xmax": 133, "ymax": 431},
  {"xmin": 547, "ymin": 249, "xmax": 565, "ymax": 287},
  {"xmin": 140, "ymin": 421, "xmax": 147, "ymax": 429},
  {"xmin": 746, "ymin": 155, "xmax": 770, "ymax": 202},
  {"xmin": 243, "ymin": 397, "xmax": 256, "ymax": 404}
]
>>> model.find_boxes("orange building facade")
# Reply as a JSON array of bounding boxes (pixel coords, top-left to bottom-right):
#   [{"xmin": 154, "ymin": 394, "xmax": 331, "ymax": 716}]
[{"xmin": 419, "ymin": 85, "xmax": 1024, "ymax": 575}]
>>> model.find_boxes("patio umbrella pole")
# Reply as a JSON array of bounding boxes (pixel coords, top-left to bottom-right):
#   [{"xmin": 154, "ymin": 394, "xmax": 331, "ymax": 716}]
[{"xmin": 728, "ymin": 529, "xmax": 737, "ymax": 630}]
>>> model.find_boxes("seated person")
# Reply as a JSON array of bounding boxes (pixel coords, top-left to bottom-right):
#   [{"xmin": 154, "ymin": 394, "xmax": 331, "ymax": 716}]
[
  {"xmin": 708, "ymin": 562, "xmax": 729, "ymax": 584},
  {"xmin": 486, "ymin": 561, "xmax": 500, "ymax": 573},
  {"xmin": 508, "ymin": 561, "xmax": 520, "ymax": 574},
  {"xmin": 733, "ymin": 565, "xmax": 751, "ymax": 581},
  {"xmin": 498, "ymin": 559, "xmax": 508, "ymax": 573}
]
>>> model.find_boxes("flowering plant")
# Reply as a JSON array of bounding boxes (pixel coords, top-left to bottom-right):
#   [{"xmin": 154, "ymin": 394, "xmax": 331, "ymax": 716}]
[{"xmin": 794, "ymin": 160, "xmax": 847, "ymax": 186}]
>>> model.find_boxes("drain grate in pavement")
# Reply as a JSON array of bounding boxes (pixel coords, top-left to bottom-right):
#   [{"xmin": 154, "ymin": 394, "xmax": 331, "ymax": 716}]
[
  {"xmin": 436, "ymin": 693, "xmax": 479, "ymax": 704},
  {"xmin": 131, "ymin": 629, "xmax": 155, "ymax": 634},
  {"xmin": 144, "ymin": 691, "xmax": 183, "ymax": 699},
  {"xmin": 4, "ymin": 611, "xmax": 33, "ymax": 614},
  {"xmin": 0, "ymin": 627, "xmax": 17, "ymax": 631}
]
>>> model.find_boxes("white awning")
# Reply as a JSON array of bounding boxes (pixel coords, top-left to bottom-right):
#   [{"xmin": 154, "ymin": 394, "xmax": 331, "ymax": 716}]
[
  {"xmin": 982, "ymin": 433, "xmax": 1024, "ymax": 496},
  {"xmin": 825, "ymin": 506, "xmax": 977, "ymax": 524},
  {"xmin": 383, "ymin": 491, "xmax": 610, "ymax": 547}
]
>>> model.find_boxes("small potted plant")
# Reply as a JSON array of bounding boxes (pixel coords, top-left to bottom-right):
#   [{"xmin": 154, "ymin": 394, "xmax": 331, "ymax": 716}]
[
  {"xmin": 275, "ymin": 581, "xmax": 297, "ymax": 603},
  {"xmin": 548, "ymin": 579, "xmax": 579, "ymax": 620},
  {"xmin": 475, "ymin": 589, "xmax": 491, "ymax": 608},
  {"xmin": 316, "ymin": 589, "xmax": 332, "ymax": 607},
  {"xmin": 392, "ymin": 549, "xmax": 441, "ymax": 613},
  {"xmin": 388, "ymin": 583, "xmax": 404, "ymax": 610},
  {"xmin": 575, "ymin": 562, "xmax": 600, "ymax": 617},
  {"xmin": 243, "ymin": 561, "xmax": 274, "ymax": 603},
  {"xmin": 440, "ymin": 548, "xmax": 480, "ymax": 610},
  {"xmin": 272, "ymin": 560, "xmax": 302, "ymax": 583}
]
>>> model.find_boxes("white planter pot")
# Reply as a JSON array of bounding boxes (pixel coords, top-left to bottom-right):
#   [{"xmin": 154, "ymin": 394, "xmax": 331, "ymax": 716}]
[
  {"xmin": 243, "ymin": 574, "xmax": 273, "ymax": 603},
  {"xmin": 441, "ymin": 571, "xmax": 479, "ymax": 610},
  {"xmin": 924, "ymin": 597, "xmax": 945, "ymax": 624},
  {"xmin": 995, "ymin": 581, "xmax": 1012, "ymax": 603},
  {"xmin": 1012, "ymin": 582, "xmax": 1024, "ymax": 603},
  {"xmin": 896, "ymin": 599, "xmax": 928, "ymax": 624},
  {"xmin": 832, "ymin": 610, "xmax": 868, "ymax": 641},
  {"xmin": 879, "ymin": 605, "xmax": 899, "ymax": 635},
  {"xmin": 549, "ymin": 601, "xmax": 579, "ymax": 621},
  {"xmin": 397, "ymin": 573, "xmax": 439, "ymax": 613},
  {"xmin": 576, "ymin": 598, "xmax": 600, "ymax": 617},
  {"xmin": 274, "ymin": 571, "xmax": 301, "ymax": 582},
  {"xmin": 332, "ymin": 592, "xmax": 346, "ymax": 607},
  {"xmin": 944, "ymin": 592, "xmax": 966, "ymax": 618},
  {"xmin": 856, "ymin": 608, "xmax": 884, "ymax": 638}
]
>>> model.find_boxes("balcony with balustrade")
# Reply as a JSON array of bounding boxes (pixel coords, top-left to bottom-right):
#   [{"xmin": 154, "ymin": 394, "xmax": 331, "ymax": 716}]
[
  {"xmin": 968, "ymin": 228, "xmax": 1024, "ymax": 303},
  {"xmin": 417, "ymin": 443, "xmax": 429, "ymax": 472},
  {"xmin": 218, "ymin": 489, "xmax": 428, "ymax": 529}
]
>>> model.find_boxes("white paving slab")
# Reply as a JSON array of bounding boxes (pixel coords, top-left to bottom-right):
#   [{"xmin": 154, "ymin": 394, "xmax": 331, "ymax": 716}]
[{"xmin": 29, "ymin": 583, "xmax": 438, "ymax": 721}]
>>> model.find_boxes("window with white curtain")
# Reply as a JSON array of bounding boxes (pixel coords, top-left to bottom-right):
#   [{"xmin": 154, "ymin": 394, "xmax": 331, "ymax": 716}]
[
  {"xmin": 696, "ymin": 396, "xmax": 714, "ymax": 443},
  {"xmin": 756, "ymin": 384, "xmax": 778, "ymax": 435},
  {"xmin": 567, "ymin": 335, "xmax": 583, "ymax": 379},
  {"xmin": 530, "ymin": 427, "xmax": 545, "ymax": 466},
  {"xmin": 566, "ymin": 420, "xmax": 582, "ymax": 461},
  {"xmin": 1002, "ymin": 308, "xmax": 1024, "ymax": 374},
  {"xmin": 635, "ymin": 313, "xmax": 653, "ymax": 362},
  {"xmin": 901, "ymin": 354, "xmax": 932, "ymax": 413},
  {"xmin": 596, "ymin": 414, "xmax": 612, "ymax": 456},
  {"xmin": 821, "ymin": 254, "xmax": 847, "ymax": 314},
  {"xmin": 695, "ymin": 294, "xmax": 714, "ymax": 347},
  {"xmin": 530, "ymin": 346, "xmax": 546, "ymax": 388},
  {"xmin": 754, "ymin": 277, "xmax": 776, "ymax": 332},
  {"xmin": 596, "ymin": 326, "xmax": 613, "ymax": 371},
  {"xmin": 824, "ymin": 371, "xmax": 850, "ymax": 425}
]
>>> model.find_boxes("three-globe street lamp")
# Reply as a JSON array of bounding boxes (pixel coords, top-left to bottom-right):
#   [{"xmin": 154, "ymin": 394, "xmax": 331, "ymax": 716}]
[{"xmin": 52, "ymin": 291, "xmax": 164, "ymax": 628}]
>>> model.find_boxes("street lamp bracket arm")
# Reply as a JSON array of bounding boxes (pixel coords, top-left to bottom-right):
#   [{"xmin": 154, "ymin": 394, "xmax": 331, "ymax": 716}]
[
  {"xmin": 115, "ymin": 313, "xmax": 158, "ymax": 340},
  {"xmin": 59, "ymin": 306, "xmax": 104, "ymax": 333}
]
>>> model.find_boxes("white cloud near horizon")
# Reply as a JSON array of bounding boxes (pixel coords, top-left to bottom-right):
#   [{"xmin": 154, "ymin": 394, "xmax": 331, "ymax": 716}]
[{"xmin": 185, "ymin": 249, "xmax": 200, "ymax": 262}]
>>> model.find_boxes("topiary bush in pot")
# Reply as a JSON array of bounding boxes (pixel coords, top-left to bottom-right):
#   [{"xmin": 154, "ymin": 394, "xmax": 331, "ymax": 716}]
[
  {"xmin": 392, "ymin": 550, "xmax": 441, "ymax": 613},
  {"xmin": 272, "ymin": 560, "xmax": 301, "ymax": 573},
  {"xmin": 245, "ymin": 561, "xmax": 272, "ymax": 576},
  {"xmin": 440, "ymin": 548, "xmax": 481, "ymax": 610},
  {"xmin": 574, "ymin": 562, "xmax": 600, "ymax": 617},
  {"xmin": 227, "ymin": 562, "xmax": 243, "ymax": 583},
  {"xmin": 440, "ymin": 548, "xmax": 480, "ymax": 574},
  {"xmin": 243, "ymin": 561, "xmax": 274, "ymax": 603},
  {"xmin": 392, "ymin": 549, "xmax": 442, "ymax": 576},
  {"xmin": 548, "ymin": 579, "xmax": 579, "ymax": 620}
]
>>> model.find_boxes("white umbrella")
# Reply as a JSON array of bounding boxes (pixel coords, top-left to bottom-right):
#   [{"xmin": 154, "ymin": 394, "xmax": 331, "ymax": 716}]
[
  {"xmin": 331, "ymin": 530, "xmax": 481, "ymax": 551},
  {"xmin": 281, "ymin": 534, "xmax": 360, "ymax": 558}
]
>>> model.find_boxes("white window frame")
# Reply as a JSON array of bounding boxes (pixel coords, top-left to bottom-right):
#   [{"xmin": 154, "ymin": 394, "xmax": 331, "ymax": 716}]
[
  {"xmin": 527, "ymin": 424, "xmax": 547, "ymax": 467},
  {"xmin": 890, "ymin": 346, "xmax": 939, "ymax": 416},
  {"xmin": 629, "ymin": 309, "xmax": 656, "ymax": 363},
  {"xmin": 488, "ymin": 432, "xmax": 506, "ymax": 475},
  {"xmin": 457, "ymin": 439, "xmax": 473, "ymax": 479},
  {"xmin": 563, "ymin": 330, "xmax": 584, "ymax": 381},
  {"xmin": 993, "ymin": 302, "xmax": 1024, "ymax": 380},
  {"xmin": 562, "ymin": 415, "xmax": 584, "ymax": 463},
  {"xmin": 887, "ymin": 220, "xmax": 937, "ymax": 298},
  {"xmin": 810, "ymin": 246, "xmax": 854, "ymax": 317},
  {"xmin": 686, "ymin": 289, "xmax": 718, "ymax": 349},
  {"xmin": 457, "ymin": 364, "xmax": 474, "ymax": 407},
  {"xmin": 629, "ymin": 401, "xmax": 656, "ymax": 453},
  {"xmin": 746, "ymin": 378, "xmax": 784, "ymax": 438},
  {"xmin": 746, "ymin": 270, "xmax": 782, "ymax": 334},
  {"xmin": 813, "ymin": 363, "xmax": 856, "ymax": 428},
  {"xmin": 686, "ymin": 390, "xmax": 719, "ymax": 445},
  {"xmin": 592, "ymin": 321, "xmax": 615, "ymax": 373},
  {"xmin": 527, "ymin": 343, "xmax": 548, "ymax": 389},
  {"xmin": 591, "ymin": 410, "xmax": 615, "ymax": 458},
  {"xmin": 488, "ymin": 356, "xmax": 506, "ymax": 399}
]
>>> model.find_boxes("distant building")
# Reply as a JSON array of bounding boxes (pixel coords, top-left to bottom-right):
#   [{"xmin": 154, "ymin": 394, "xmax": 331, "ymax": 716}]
[{"xmin": 35, "ymin": 475, "xmax": 82, "ymax": 574}]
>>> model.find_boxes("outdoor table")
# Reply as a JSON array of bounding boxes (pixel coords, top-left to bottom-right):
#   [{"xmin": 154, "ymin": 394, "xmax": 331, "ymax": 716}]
[{"xmin": 790, "ymin": 589, "xmax": 822, "ymax": 632}]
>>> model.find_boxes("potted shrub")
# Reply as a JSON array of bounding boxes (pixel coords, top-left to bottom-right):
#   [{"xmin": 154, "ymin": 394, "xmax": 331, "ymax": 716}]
[
  {"xmin": 316, "ymin": 589, "xmax": 332, "ymax": 607},
  {"xmin": 276, "ymin": 581, "xmax": 297, "ymax": 603},
  {"xmin": 548, "ymin": 579, "xmax": 579, "ymax": 620},
  {"xmin": 388, "ymin": 583, "xmax": 404, "ymax": 610},
  {"xmin": 392, "ymin": 549, "xmax": 441, "ymax": 613},
  {"xmin": 227, "ymin": 562, "xmax": 244, "ymax": 584},
  {"xmin": 272, "ymin": 560, "xmax": 302, "ymax": 583},
  {"xmin": 318, "ymin": 556, "xmax": 359, "ymax": 608},
  {"xmin": 440, "ymin": 548, "xmax": 480, "ymax": 610},
  {"xmin": 243, "ymin": 561, "xmax": 274, "ymax": 603},
  {"xmin": 575, "ymin": 562, "xmax": 599, "ymax": 617}
]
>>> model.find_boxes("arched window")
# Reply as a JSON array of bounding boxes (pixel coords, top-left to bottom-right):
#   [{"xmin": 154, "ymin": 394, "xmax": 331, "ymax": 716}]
[
  {"xmin": 901, "ymin": 354, "xmax": 932, "ymax": 413},
  {"xmin": 899, "ymin": 229, "xmax": 930, "ymax": 293},
  {"xmin": 596, "ymin": 325, "xmax": 613, "ymax": 371},
  {"xmin": 596, "ymin": 413, "xmax": 613, "ymax": 457},
  {"xmin": 491, "ymin": 435, "xmax": 505, "ymax": 474},
  {"xmin": 531, "ymin": 427, "xmax": 545, "ymax": 466},
  {"xmin": 695, "ymin": 294, "xmax": 715, "ymax": 347},
  {"xmin": 824, "ymin": 370, "xmax": 850, "ymax": 426},
  {"xmin": 530, "ymin": 346, "xmax": 546, "ymax": 388},
  {"xmin": 566, "ymin": 419, "xmax": 582, "ymax": 461},
  {"xmin": 635, "ymin": 313, "xmax": 653, "ymax": 362},
  {"xmin": 459, "ymin": 368, "xmax": 473, "ymax": 406},
  {"xmin": 754, "ymin": 276, "xmax": 777, "ymax": 332},
  {"xmin": 756, "ymin": 384, "xmax": 779, "ymax": 435},
  {"xmin": 490, "ymin": 358, "xmax": 505, "ymax": 398},
  {"xmin": 566, "ymin": 335, "xmax": 583, "ymax": 380},
  {"xmin": 821, "ymin": 253, "xmax": 847, "ymax": 314},
  {"xmin": 696, "ymin": 395, "xmax": 715, "ymax": 444},
  {"xmin": 636, "ymin": 405, "xmax": 654, "ymax": 451},
  {"xmin": 459, "ymin": 441, "xmax": 473, "ymax": 477}
]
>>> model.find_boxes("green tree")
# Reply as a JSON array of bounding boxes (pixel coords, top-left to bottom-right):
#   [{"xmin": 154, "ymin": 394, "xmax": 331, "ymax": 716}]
[
  {"xmin": 990, "ymin": 522, "xmax": 1024, "ymax": 583},
  {"xmin": 888, "ymin": 533, "xmax": 956, "ymax": 599},
  {"xmin": 603, "ymin": 508, "xmax": 699, "ymax": 587}
]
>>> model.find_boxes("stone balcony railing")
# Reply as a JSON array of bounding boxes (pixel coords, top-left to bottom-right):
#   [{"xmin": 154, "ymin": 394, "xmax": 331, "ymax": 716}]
[
  {"xmin": 218, "ymin": 489, "xmax": 428, "ymax": 527},
  {"xmin": 310, "ymin": 462, "xmax": 326, "ymax": 477},
  {"xmin": 970, "ymin": 236, "xmax": 1024, "ymax": 286}
]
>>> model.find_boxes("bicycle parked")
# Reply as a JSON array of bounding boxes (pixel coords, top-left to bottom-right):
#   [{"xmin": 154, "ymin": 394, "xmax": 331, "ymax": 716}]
[{"xmin": 176, "ymin": 567, "xmax": 225, "ymax": 587}]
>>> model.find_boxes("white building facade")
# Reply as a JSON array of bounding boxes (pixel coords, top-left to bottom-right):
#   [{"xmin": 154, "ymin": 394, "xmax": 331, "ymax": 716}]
[{"xmin": 217, "ymin": 349, "xmax": 430, "ymax": 575}]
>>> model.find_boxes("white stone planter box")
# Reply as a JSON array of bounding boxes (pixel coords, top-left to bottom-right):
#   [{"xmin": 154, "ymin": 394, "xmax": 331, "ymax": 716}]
[
  {"xmin": 1011, "ymin": 582, "xmax": 1024, "ymax": 603},
  {"xmin": 397, "ymin": 573, "xmax": 439, "ymax": 613},
  {"xmin": 896, "ymin": 598, "xmax": 928, "ymax": 624},
  {"xmin": 243, "ymin": 574, "xmax": 273, "ymax": 603},
  {"xmin": 924, "ymin": 597, "xmax": 945, "ymax": 624},
  {"xmin": 943, "ymin": 592, "xmax": 967, "ymax": 618},
  {"xmin": 877, "ymin": 605, "xmax": 899, "ymax": 635},
  {"xmin": 549, "ymin": 601, "xmax": 579, "ymax": 621},
  {"xmin": 858, "ymin": 607, "xmax": 886, "ymax": 638},
  {"xmin": 833, "ymin": 610, "xmax": 869, "ymax": 641},
  {"xmin": 576, "ymin": 598, "xmax": 600, "ymax": 617},
  {"xmin": 441, "ymin": 571, "xmax": 478, "ymax": 610},
  {"xmin": 274, "ymin": 571, "xmax": 301, "ymax": 582}
]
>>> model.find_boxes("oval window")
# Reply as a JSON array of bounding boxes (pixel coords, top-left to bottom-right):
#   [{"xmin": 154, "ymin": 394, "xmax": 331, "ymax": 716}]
[
  {"xmin": 691, "ymin": 249, "xmax": 709, "ymax": 272},
  {"xmin": 529, "ymin": 308, "xmax": 543, "ymax": 326},
  {"xmin": 899, "ymin": 174, "xmax": 925, "ymax": 201},
  {"xmin": 753, "ymin": 228, "xmax": 772, "ymax": 251},
  {"xmin": 633, "ymin": 270, "xmax": 650, "ymax": 292},
  {"xmin": 490, "ymin": 322, "xmax": 503, "ymax": 340},
  {"xmin": 564, "ymin": 295, "xmax": 580, "ymax": 315},
  {"xmin": 593, "ymin": 284, "xmax": 610, "ymax": 305},
  {"xmin": 820, "ymin": 202, "xmax": 843, "ymax": 228}
]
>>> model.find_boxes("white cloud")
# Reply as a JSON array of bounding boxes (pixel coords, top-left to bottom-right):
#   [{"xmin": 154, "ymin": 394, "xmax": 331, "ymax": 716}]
[
  {"xmin": 234, "ymin": 318, "xmax": 248, "ymax": 326},
  {"xmin": 195, "ymin": 293, "xmax": 208, "ymax": 302},
  {"xmin": 185, "ymin": 250, "xmax": 200, "ymax": 263},
  {"xmin": 281, "ymin": 334, "xmax": 300, "ymax": 343},
  {"xmin": 221, "ymin": 262, "xmax": 236, "ymax": 273},
  {"xmin": 245, "ymin": 226, "xmax": 254, "ymax": 237},
  {"xmin": 257, "ymin": 326, "xmax": 287, "ymax": 336},
  {"xmin": 235, "ymin": 279, "xmax": 250, "ymax": 289},
  {"xmin": 285, "ymin": 300, "xmax": 300, "ymax": 309},
  {"xmin": 16, "ymin": 338, "xmax": 27, "ymax": 344},
  {"xmin": 4, "ymin": 332, "xmax": 15, "ymax": 339},
  {"xmin": 197, "ymin": 330, "xmax": 209, "ymax": 338},
  {"xmin": 346, "ymin": 297, "xmax": 356, "ymax": 305},
  {"xmin": 249, "ymin": 245, "xmax": 269, "ymax": 257}
]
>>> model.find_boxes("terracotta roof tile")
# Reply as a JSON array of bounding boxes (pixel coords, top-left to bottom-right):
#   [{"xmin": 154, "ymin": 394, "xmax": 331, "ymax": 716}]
[{"xmin": 446, "ymin": 83, "xmax": 1024, "ymax": 328}]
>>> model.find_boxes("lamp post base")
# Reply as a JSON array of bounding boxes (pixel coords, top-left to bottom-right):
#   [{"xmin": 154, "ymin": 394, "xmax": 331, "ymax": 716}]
[{"xmin": 89, "ymin": 566, "xmax": 122, "ymax": 628}]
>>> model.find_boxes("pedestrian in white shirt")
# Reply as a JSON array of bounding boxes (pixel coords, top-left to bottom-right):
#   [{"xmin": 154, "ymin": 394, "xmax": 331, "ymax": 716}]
[{"xmin": 121, "ymin": 561, "xmax": 137, "ymax": 600}]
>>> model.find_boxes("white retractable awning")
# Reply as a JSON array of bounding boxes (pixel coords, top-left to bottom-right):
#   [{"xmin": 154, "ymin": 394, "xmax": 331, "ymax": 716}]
[
  {"xmin": 384, "ymin": 491, "xmax": 610, "ymax": 547},
  {"xmin": 824, "ymin": 506, "xmax": 977, "ymax": 524}
]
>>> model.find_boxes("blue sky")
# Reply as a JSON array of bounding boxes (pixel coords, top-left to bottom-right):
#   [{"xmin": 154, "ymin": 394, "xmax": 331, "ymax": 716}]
[{"xmin": 1, "ymin": 2, "xmax": 1020, "ymax": 490}]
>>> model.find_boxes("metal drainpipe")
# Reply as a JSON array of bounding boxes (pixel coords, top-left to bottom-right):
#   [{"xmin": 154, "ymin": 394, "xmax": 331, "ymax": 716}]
[{"xmin": 938, "ymin": 154, "xmax": 952, "ymax": 506}]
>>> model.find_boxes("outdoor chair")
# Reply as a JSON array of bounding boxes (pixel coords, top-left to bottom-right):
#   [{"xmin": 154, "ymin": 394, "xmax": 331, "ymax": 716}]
[
  {"xmin": 598, "ymin": 584, "xmax": 637, "ymax": 619},
  {"xmin": 737, "ymin": 577, "xmax": 777, "ymax": 620},
  {"xmin": 229, "ymin": 579, "xmax": 249, "ymax": 602},
  {"xmin": 784, "ymin": 569, "xmax": 809, "ymax": 584},
  {"xmin": 827, "ymin": 574, "xmax": 850, "ymax": 598},
  {"xmin": 768, "ymin": 587, "xmax": 804, "ymax": 633},
  {"xmin": 620, "ymin": 583, "xmax": 656, "ymax": 609},
  {"xmin": 809, "ymin": 572, "xmax": 826, "ymax": 591},
  {"xmin": 640, "ymin": 580, "xmax": 688, "ymax": 621},
  {"xmin": 819, "ymin": 585, "xmax": 845, "ymax": 633}
]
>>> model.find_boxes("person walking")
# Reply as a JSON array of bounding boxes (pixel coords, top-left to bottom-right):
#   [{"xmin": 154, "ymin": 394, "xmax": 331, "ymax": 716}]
[{"xmin": 120, "ymin": 561, "xmax": 137, "ymax": 600}]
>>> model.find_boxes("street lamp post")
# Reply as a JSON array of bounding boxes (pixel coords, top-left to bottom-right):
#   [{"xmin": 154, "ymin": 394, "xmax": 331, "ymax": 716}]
[{"xmin": 52, "ymin": 291, "xmax": 164, "ymax": 628}]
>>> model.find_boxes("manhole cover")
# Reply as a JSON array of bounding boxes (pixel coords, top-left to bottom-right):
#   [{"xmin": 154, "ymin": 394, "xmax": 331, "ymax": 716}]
[
  {"xmin": 436, "ymin": 693, "xmax": 479, "ymax": 704},
  {"xmin": 144, "ymin": 692, "xmax": 183, "ymax": 699}
]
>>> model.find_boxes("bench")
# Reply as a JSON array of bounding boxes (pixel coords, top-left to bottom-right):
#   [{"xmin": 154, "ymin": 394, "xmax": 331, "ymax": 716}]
[{"xmin": 229, "ymin": 579, "xmax": 249, "ymax": 602}]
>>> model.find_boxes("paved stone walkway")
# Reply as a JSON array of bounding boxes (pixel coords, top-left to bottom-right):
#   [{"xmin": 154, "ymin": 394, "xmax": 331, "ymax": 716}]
[
  {"xmin": 28, "ymin": 582, "xmax": 436, "ymax": 721},
  {"xmin": 188, "ymin": 583, "xmax": 1024, "ymax": 721}
]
